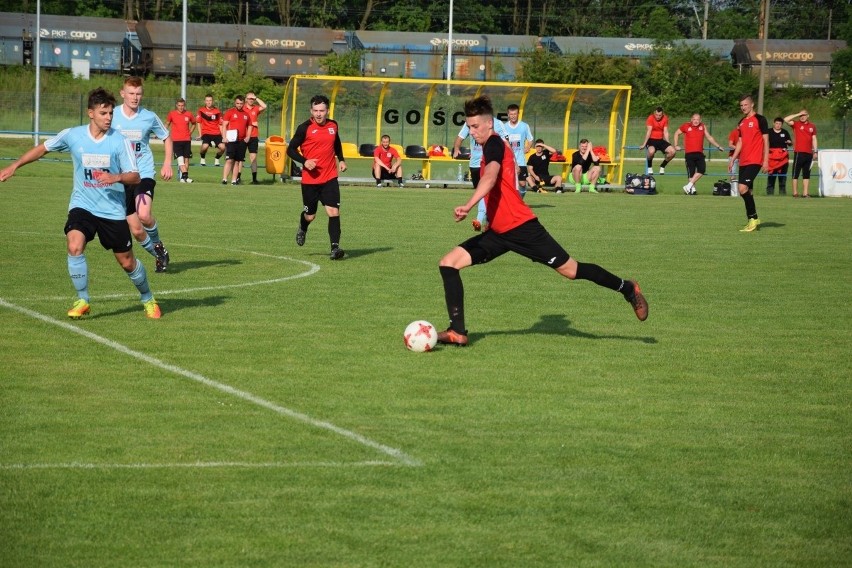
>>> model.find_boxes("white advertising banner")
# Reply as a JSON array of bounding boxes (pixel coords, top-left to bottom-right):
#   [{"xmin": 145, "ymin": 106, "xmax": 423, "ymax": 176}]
[{"xmin": 818, "ymin": 150, "xmax": 852, "ymax": 197}]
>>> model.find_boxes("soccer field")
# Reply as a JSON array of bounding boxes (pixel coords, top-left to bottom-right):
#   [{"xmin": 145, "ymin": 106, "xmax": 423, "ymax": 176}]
[{"xmin": 0, "ymin": 160, "xmax": 850, "ymax": 566}]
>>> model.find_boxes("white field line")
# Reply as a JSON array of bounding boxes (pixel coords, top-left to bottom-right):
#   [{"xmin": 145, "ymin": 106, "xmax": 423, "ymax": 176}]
[
  {"xmin": 0, "ymin": 297, "xmax": 422, "ymax": 468},
  {"xmin": 0, "ymin": 461, "xmax": 402, "ymax": 470}
]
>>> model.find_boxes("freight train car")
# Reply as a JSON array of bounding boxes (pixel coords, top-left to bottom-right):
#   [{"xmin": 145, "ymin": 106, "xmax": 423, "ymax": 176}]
[
  {"xmin": 0, "ymin": 12, "xmax": 138, "ymax": 73},
  {"xmin": 731, "ymin": 39, "xmax": 846, "ymax": 89},
  {"xmin": 542, "ymin": 36, "xmax": 735, "ymax": 61},
  {"xmin": 135, "ymin": 20, "xmax": 343, "ymax": 80},
  {"xmin": 349, "ymin": 31, "xmax": 540, "ymax": 82}
]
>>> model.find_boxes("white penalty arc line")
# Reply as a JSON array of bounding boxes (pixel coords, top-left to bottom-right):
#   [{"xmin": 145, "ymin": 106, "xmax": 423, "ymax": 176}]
[
  {"xmin": 0, "ymin": 298, "xmax": 422, "ymax": 468},
  {"xmin": 0, "ymin": 460, "xmax": 402, "ymax": 471}
]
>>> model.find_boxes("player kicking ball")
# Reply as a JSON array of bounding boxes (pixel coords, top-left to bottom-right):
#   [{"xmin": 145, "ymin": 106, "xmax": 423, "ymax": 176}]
[{"xmin": 436, "ymin": 96, "xmax": 647, "ymax": 346}]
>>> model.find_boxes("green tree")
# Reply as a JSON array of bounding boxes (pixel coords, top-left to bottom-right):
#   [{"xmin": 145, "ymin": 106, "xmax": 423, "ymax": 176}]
[
  {"xmin": 319, "ymin": 50, "xmax": 364, "ymax": 76},
  {"xmin": 211, "ymin": 50, "xmax": 279, "ymax": 107}
]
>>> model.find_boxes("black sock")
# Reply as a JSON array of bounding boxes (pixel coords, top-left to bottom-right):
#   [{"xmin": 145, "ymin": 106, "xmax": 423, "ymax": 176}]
[
  {"xmin": 328, "ymin": 215, "xmax": 341, "ymax": 245},
  {"xmin": 252, "ymin": 172, "xmax": 257, "ymax": 181},
  {"xmin": 742, "ymin": 192, "xmax": 758, "ymax": 219},
  {"xmin": 439, "ymin": 266, "xmax": 466, "ymax": 333},
  {"xmin": 299, "ymin": 212, "xmax": 310, "ymax": 233},
  {"xmin": 646, "ymin": 157, "xmax": 653, "ymax": 168},
  {"xmin": 575, "ymin": 262, "xmax": 624, "ymax": 294},
  {"xmin": 660, "ymin": 158, "xmax": 671, "ymax": 168},
  {"xmin": 200, "ymin": 151, "xmax": 206, "ymax": 158}
]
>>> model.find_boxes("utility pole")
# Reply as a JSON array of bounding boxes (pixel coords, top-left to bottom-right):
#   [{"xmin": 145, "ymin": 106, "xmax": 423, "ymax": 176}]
[
  {"xmin": 757, "ymin": 0, "xmax": 770, "ymax": 115},
  {"xmin": 702, "ymin": 0, "xmax": 709, "ymax": 40}
]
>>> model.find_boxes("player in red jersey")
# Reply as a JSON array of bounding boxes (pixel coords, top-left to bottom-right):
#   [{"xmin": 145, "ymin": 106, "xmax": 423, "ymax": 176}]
[
  {"xmin": 165, "ymin": 98, "xmax": 197, "ymax": 183},
  {"xmin": 673, "ymin": 113, "xmax": 725, "ymax": 195},
  {"xmin": 435, "ymin": 96, "xmax": 648, "ymax": 346},
  {"xmin": 784, "ymin": 109, "xmax": 819, "ymax": 198},
  {"xmin": 730, "ymin": 95, "xmax": 769, "ymax": 232},
  {"xmin": 244, "ymin": 91, "xmax": 267, "ymax": 184},
  {"xmin": 286, "ymin": 94, "xmax": 348, "ymax": 260},
  {"xmin": 220, "ymin": 95, "xmax": 251, "ymax": 186},
  {"xmin": 372, "ymin": 134, "xmax": 404, "ymax": 187},
  {"xmin": 640, "ymin": 106, "xmax": 675, "ymax": 175},
  {"xmin": 197, "ymin": 94, "xmax": 224, "ymax": 167}
]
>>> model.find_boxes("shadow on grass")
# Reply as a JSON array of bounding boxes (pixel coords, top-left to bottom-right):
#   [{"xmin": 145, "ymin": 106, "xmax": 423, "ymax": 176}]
[
  {"xmin": 468, "ymin": 313, "xmax": 656, "ymax": 345},
  {"xmin": 91, "ymin": 295, "xmax": 230, "ymax": 319},
  {"xmin": 527, "ymin": 203, "xmax": 556, "ymax": 209},
  {"xmin": 305, "ymin": 246, "xmax": 392, "ymax": 260},
  {"xmin": 756, "ymin": 221, "xmax": 785, "ymax": 229},
  {"xmin": 161, "ymin": 258, "xmax": 242, "ymax": 274}
]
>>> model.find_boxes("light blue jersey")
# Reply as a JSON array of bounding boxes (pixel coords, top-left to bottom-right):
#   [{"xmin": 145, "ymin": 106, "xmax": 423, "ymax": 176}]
[
  {"xmin": 457, "ymin": 120, "xmax": 508, "ymax": 168},
  {"xmin": 44, "ymin": 126, "xmax": 138, "ymax": 221},
  {"xmin": 504, "ymin": 120, "xmax": 533, "ymax": 167},
  {"xmin": 111, "ymin": 105, "xmax": 169, "ymax": 179}
]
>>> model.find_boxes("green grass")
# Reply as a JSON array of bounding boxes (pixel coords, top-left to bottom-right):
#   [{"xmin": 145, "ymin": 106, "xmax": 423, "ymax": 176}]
[{"xmin": 0, "ymin": 152, "xmax": 850, "ymax": 566}]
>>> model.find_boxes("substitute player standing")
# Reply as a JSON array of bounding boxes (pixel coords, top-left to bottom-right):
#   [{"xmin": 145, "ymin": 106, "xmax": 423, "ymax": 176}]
[
  {"xmin": 730, "ymin": 95, "xmax": 769, "ymax": 232},
  {"xmin": 435, "ymin": 96, "xmax": 647, "ymax": 346},
  {"xmin": 784, "ymin": 109, "xmax": 818, "ymax": 198},
  {"xmin": 0, "ymin": 87, "xmax": 161, "ymax": 319},
  {"xmin": 244, "ymin": 92, "xmax": 267, "ymax": 184},
  {"xmin": 112, "ymin": 76, "xmax": 174, "ymax": 273},
  {"xmin": 286, "ymin": 94, "xmax": 347, "ymax": 260},
  {"xmin": 221, "ymin": 95, "xmax": 251, "ymax": 186},
  {"xmin": 197, "ymin": 94, "xmax": 225, "ymax": 167},
  {"xmin": 640, "ymin": 106, "xmax": 675, "ymax": 175},
  {"xmin": 673, "ymin": 113, "xmax": 725, "ymax": 195},
  {"xmin": 165, "ymin": 97, "xmax": 197, "ymax": 183}
]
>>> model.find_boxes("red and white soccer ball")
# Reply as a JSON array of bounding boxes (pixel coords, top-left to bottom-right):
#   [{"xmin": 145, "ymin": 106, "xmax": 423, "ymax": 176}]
[{"xmin": 403, "ymin": 320, "xmax": 438, "ymax": 352}]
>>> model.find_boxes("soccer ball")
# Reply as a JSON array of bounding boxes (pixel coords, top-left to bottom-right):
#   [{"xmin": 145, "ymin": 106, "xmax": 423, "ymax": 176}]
[
  {"xmin": 404, "ymin": 320, "xmax": 438, "ymax": 352},
  {"xmin": 424, "ymin": 183, "xmax": 430, "ymax": 188}
]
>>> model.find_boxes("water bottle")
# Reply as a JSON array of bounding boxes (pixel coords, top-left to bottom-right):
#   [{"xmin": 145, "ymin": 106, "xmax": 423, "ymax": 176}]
[{"xmin": 457, "ymin": 163, "xmax": 463, "ymax": 182}]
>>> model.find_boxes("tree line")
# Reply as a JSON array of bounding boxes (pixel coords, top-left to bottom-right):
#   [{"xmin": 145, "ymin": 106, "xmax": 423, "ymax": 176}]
[{"xmin": 7, "ymin": 0, "xmax": 849, "ymax": 41}]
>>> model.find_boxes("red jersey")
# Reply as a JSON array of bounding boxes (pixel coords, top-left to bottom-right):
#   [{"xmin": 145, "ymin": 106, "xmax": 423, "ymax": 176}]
[
  {"xmin": 223, "ymin": 107, "xmax": 251, "ymax": 140},
  {"xmin": 481, "ymin": 134, "xmax": 535, "ymax": 234},
  {"xmin": 373, "ymin": 144, "xmax": 400, "ymax": 168},
  {"xmin": 737, "ymin": 113, "xmax": 769, "ymax": 167},
  {"xmin": 678, "ymin": 122, "xmax": 706, "ymax": 154},
  {"xmin": 245, "ymin": 104, "xmax": 264, "ymax": 139},
  {"xmin": 792, "ymin": 120, "xmax": 817, "ymax": 153},
  {"xmin": 646, "ymin": 113, "xmax": 668, "ymax": 139},
  {"xmin": 166, "ymin": 110, "xmax": 195, "ymax": 142},
  {"xmin": 728, "ymin": 128, "xmax": 739, "ymax": 157},
  {"xmin": 197, "ymin": 105, "xmax": 222, "ymax": 136},
  {"xmin": 286, "ymin": 117, "xmax": 344, "ymax": 184}
]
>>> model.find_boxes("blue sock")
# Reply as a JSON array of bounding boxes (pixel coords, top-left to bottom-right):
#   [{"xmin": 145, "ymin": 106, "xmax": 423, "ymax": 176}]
[
  {"xmin": 139, "ymin": 235, "xmax": 157, "ymax": 257},
  {"xmin": 127, "ymin": 259, "xmax": 153, "ymax": 302},
  {"xmin": 144, "ymin": 222, "xmax": 161, "ymax": 246},
  {"xmin": 67, "ymin": 254, "xmax": 89, "ymax": 301}
]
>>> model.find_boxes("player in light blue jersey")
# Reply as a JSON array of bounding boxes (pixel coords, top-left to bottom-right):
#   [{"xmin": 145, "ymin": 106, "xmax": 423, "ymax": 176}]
[
  {"xmin": 504, "ymin": 104, "xmax": 534, "ymax": 199},
  {"xmin": 453, "ymin": 119, "xmax": 509, "ymax": 232},
  {"xmin": 112, "ymin": 76, "xmax": 174, "ymax": 272},
  {"xmin": 0, "ymin": 88, "xmax": 162, "ymax": 319}
]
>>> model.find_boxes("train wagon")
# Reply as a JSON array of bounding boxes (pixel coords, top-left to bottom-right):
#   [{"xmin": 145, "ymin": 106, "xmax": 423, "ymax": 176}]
[
  {"xmin": 0, "ymin": 12, "xmax": 138, "ymax": 72},
  {"xmin": 135, "ymin": 19, "xmax": 342, "ymax": 80},
  {"xmin": 543, "ymin": 36, "xmax": 735, "ymax": 61},
  {"xmin": 731, "ymin": 39, "xmax": 847, "ymax": 89},
  {"xmin": 350, "ymin": 30, "xmax": 540, "ymax": 82}
]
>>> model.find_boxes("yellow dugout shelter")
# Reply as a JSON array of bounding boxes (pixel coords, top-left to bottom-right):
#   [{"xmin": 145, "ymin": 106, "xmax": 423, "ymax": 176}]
[{"xmin": 280, "ymin": 75, "xmax": 632, "ymax": 184}]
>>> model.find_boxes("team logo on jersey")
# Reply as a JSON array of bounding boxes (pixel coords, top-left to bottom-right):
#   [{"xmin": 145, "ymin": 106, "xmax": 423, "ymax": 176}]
[
  {"xmin": 328, "ymin": 128, "xmax": 335, "ymax": 135},
  {"xmin": 119, "ymin": 129, "xmax": 143, "ymax": 141}
]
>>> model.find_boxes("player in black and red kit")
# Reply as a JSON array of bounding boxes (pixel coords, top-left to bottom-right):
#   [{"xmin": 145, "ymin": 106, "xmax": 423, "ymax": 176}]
[
  {"xmin": 286, "ymin": 95, "xmax": 348, "ymax": 260},
  {"xmin": 435, "ymin": 96, "xmax": 648, "ymax": 346},
  {"xmin": 197, "ymin": 94, "xmax": 224, "ymax": 167},
  {"xmin": 221, "ymin": 95, "xmax": 251, "ymax": 186},
  {"xmin": 640, "ymin": 106, "xmax": 675, "ymax": 175},
  {"xmin": 729, "ymin": 95, "xmax": 769, "ymax": 232}
]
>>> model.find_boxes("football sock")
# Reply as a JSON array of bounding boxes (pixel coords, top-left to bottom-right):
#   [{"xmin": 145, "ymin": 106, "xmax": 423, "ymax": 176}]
[
  {"xmin": 575, "ymin": 262, "xmax": 622, "ymax": 292},
  {"xmin": 138, "ymin": 235, "xmax": 157, "ymax": 257},
  {"xmin": 742, "ymin": 193, "xmax": 758, "ymax": 219},
  {"xmin": 144, "ymin": 222, "xmax": 161, "ymax": 247},
  {"xmin": 646, "ymin": 157, "xmax": 653, "ymax": 169},
  {"xmin": 67, "ymin": 254, "xmax": 90, "ymax": 301},
  {"xmin": 299, "ymin": 212, "xmax": 311, "ymax": 233},
  {"xmin": 439, "ymin": 266, "xmax": 466, "ymax": 333},
  {"xmin": 252, "ymin": 172, "xmax": 258, "ymax": 182},
  {"xmin": 660, "ymin": 158, "xmax": 672, "ymax": 168},
  {"xmin": 575, "ymin": 183, "xmax": 582, "ymax": 192},
  {"xmin": 127, "ymin": 258, "xmax": 153, "ymax": 302},
  {"xmin": 328, "ymin": 215, "xmax": 341, "ymax": 245}
]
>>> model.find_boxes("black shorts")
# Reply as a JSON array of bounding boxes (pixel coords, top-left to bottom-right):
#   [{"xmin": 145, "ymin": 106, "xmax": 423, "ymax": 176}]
[
  {"xmin": 738, "ymin": 164, "xmax": 762, "ymax": 190},
  {"xmin": 247, "ymin": 137, "xmax": 260, "ymax": 154},
  {"xmin": 647, "ymin": 138, "xmax": 672, "ymax": 153},
  {"xmin": 226, "ymin": 140, "xmax": 247, "ymax": 162},
  {"xmin": 173, "ymin": 141, "xmax": 192, "ymax": 159},
  {"xmin": 469, "ymin": 167, "xmax": 481, "ymax": 187},
  {"xmin": 377, "ymin": 168, "xmax": 401, "ymax": 180},
  {"xmin": 685, "ymin": 152, "xmax": 706, "ymax": 176},
  {"xmin": 301, "ymin": 179, "xmax": 341, "ymax": 216},
  {"xmin": 201, "ymin": 134, "xmax": 223, "ymax": 147},
  {"xmin": 517, "ymin": 168, "xmax": 528, "ymax": 182},
  {"xmin": 459, "ymin": 218, "xmax": 570, "ymax": 269},
  {"xmin": 792, "ymin": 152, "xmax": 814, "ymax": 179},
  {"xmin": 65, "ymin": 207, "xmax": 132, "ymax": 253},
  {"xmin": 125, "ymin": 177, "xmax": 156, "ymax": 215}
]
